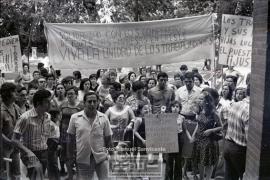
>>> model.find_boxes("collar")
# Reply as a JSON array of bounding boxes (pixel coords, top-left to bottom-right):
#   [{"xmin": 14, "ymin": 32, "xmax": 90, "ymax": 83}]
[{"xmin": 28, "ymin": 107, "xmax": 49, "ymax": 119}]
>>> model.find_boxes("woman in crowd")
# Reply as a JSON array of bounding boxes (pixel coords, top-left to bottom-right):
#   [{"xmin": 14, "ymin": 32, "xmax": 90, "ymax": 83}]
[
  {"xmin": 97, "ymin": 72, "xmax": 114, "ymax": 113},
  {"xmin": 89, "ymin": 74, "xmax": 99, "ymax": 92},
  {"xmin": 73, "ymin": 71, "xmax": 82, "ymax": 88},
  {"xmin": 193, "ymin": 92, "xmax": 222, "ymax": 180},
  {"xmin": 133, "ymin": 102, "xmax": 150, "ymax": 163},
  {"xmin": 46, "ymin": 73, "xmax": 56, "ymax": 95},
  {"xmin": 146, "ymin": 78, "xmax": 157, "ymax": 90},
  {"xmin": 217, "ymin": 84, "xmax": 233, "ymax": 129},
  {"xmin": 59, "ymin": 86, "xmax": 84, "ymax": 178},
  {"xmin": 194, "ymin": 73, "xmax": 208, "ymax": 90},
  {"xmin": 96, "ymin": 69, "xmax": 106, "ymax": 85},
  {"xmin": 105, "ymin": 91, "xmax": 135, "ymax": 145},
  {"xmin": 53, "ymin": 83, "xmax": 67, "ymax": 107},
  {"xmin": 126, "ymin": 81, "xmax": 151, "ymax": 116},
  {"xmin": 21, "ymin": 63, "xmax": 32, "ymax": 88},
  {"xmin": 233, "ymin": 87, "xmax": 246, "ymax": 102},
  {"xmin": 78, "ymin": 78, "xmax": 91, "ymax": 102},
  {"xmin": 128, "ymin": 71, "xmax": 137, "ymax": 85}
]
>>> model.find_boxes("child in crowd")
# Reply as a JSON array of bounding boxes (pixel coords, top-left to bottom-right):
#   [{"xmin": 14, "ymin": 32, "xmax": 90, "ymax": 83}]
[{"xmin": 165, "ymin": 101, "xmax": 195, "ymax": 180}]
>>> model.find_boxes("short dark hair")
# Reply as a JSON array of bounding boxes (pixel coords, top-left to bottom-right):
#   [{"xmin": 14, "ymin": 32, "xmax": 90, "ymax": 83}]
[
  {"xmin": 111, "ymin": 82, "xmax": 122, "ymax": 91},
  {"xmin": 132, "ymin": 81, "xmax": 145, "ymax": 92},
  {"xmin": 157, "ymin": 72, "xmax": 168, "ymax": 80},
  {"xmin": 65, "ymin": 86, "xmax": 79, "ymax": 96},
  {"xmin": 16, "ymin": 86, "xmax": 27, "ymax": 94},
  {"xmin": 194, "ymin": 73, "xmax": 203, "ymax": 84},
  {"xmin": 139, "ymin": 75, "xmax": 146, "ymax": 81},
  {"xmin": 111, "ymin": 91, "xmax": 125, "ymax": 103},
  {"xmin": 33, "ymin": 89, "xmax": 51, "ymax": 107},
  {"xmin": 128, "ymin": 72, "xmax": 136, "ymax": 80},
  {"xmin": 73, "ymin": 71, "xmax": 82, "ymax": 79},
  {"xmin": 37, "ymin": 63, "xmax": 44, "ymax": 69},
  {"xmin": 225, "ymin": 75, "xmax": 238, "ymax": 85},
  {"xmin": 46, "ymin": 73, "xmax": 55, "ymax": 80},
  {"xmin": 32, "ymin": 70, "xmax": 40, "ymax": 76},
  {"xmin": 89, "ymin": 74, "xmax": 97, "ymax": 80},
  {"xmin": 83, "ymin": 91, "xmax": 99, "ymax": 102},
  {"xmin": 0, "ymin": 82, "xmax": 17, "ymax": 103},
  {"xmin": 180, "ymin": 64, "xmax": 188, "ymax": 71},
  {"xmin": 79, "ymin": 78, "xmax": 90, "ymax": 91},
  {"xmin": 54, "ymin": 83, "xmax": 65, "ymax": 97},
  {"xmin": 61, "ymin": 76, "xmax": 74, "ymax": 86},
  {"xmin": 146, "ymin": 78, "xmax": 157, "ymax": 86},
  {"xmin": 202, "ymin": 87, "xmax": 219, "ymax": 106},
  {"xmin": 184, "ymin": 71, "xmax": 194, "ymax": 80},
  {"xmin": 220, "ymin": 84, "xmax": 233, "ymax": 100},
  {"xmin": 192, "ymin": 67, "xmax": 199, "ymax": 74},
  {"xmin": 170, "ymin": 100, "xmax": 182, "ymax": 112}
]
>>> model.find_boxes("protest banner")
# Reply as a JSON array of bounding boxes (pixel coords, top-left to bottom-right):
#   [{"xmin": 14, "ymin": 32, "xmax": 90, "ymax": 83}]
[
  {"xmin": 218, "ymin": 14, "xmax": 253, "ymax": 68},
  {"xmin": 0, "ymin": 35, "xmax": 22, "ymax": 73},
  {"xmin": 44, "ymin": 14, "xmax": 215, "ymax": 70},
  {"xmin": 144, "ymin": 113, "xmax": 179, "ymax": 153}
]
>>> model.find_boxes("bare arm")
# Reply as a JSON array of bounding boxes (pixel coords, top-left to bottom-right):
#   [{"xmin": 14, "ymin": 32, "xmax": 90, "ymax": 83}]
[{"xmin": 133, "ymin": 118, "xmax": 145, "ymax": 144}]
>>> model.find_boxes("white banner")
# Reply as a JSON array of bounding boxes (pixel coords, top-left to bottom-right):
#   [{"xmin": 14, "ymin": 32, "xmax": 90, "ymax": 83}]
[
  {"xmin": 218, "ymin": 14, "xmax": 253, "ymax": 68},
  {"xmin": 45, "ymin": 14, "xmax": 215, "ymax": 70},
  {"xmin": 0, "ymin": 35, "xmax": 22, "ymax": 73}
]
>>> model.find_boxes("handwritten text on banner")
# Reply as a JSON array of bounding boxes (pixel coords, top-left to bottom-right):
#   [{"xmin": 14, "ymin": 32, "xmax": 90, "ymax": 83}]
[
  {"xmin": 0, "ymin": 35, "xmax": 22, "ymax": 73},
  {"xmin": 45, "ymin": 15, "xmax": 215, "ymax": 69},
  {"xmin": 219, "ymin": 14, "xmax": 253, "ymax": 68}
]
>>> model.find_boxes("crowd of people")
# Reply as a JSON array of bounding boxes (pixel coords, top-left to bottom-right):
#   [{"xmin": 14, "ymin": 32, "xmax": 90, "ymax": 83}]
[{"xmin": 0, "ymin": 62, "xmax": 250, "ymax": 180}]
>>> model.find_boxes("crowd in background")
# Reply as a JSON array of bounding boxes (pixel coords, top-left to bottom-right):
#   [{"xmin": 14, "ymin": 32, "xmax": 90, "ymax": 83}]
[{"xmin": 0, "ymin": 61, "xmax": 250, "ymax": 180}]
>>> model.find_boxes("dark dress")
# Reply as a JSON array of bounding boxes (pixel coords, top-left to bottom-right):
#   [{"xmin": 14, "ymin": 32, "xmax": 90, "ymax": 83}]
[
  {"xmin": 193, "ymin": 112, "xmax": 220, "ymax": 166},
  {"xmin": 134, "ymin": 117, "xmax": 146, "ymax": 155}
]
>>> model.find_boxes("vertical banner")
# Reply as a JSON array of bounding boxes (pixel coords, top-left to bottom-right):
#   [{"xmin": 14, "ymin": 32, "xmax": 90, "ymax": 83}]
[
  {"xmin": 218, "ymin": 14, "xmax": 253, "ymax": 68},
  {"xmin": 45, "ymin": 14, "xmax": 215, "ymax": 70},
  {"xmin": 145, "ymin": 113, "xmax": 179, "ymax": 153},
  {"xmin": 0, "ymin": 35, "xmax": 22, "ymax": 73}
]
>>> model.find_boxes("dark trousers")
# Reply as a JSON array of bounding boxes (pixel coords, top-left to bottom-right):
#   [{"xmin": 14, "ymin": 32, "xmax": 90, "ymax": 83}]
[
  {"xmin": 165, "ymin": 133, "xmax": 184, "ymax": 180},
  {"xmin": 47, "ymin": 138, "xmax": 60, "ymax": 180},
  {"xmin": 224, "ymin": 140, "xmax": 246, "ymax": 180}
]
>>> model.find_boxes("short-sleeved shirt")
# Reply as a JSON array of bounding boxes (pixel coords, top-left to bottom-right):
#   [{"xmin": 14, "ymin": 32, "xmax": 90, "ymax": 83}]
[
  {"xmin": 148, "ymin": 86, "xmax": 175, "ymax": 114},
  {"xmin": 14, "ymin": 108, "xmax": 58, "ymax": 151},
  {"xmin": 67, "ymin": 110, "xmax": 113, "ymax": 165},
  {"xmin": 175, "ymin": 86, "xmax": 201, "ymax": 114},
  {"xmin": 225, "ymin": 98, "xmax": 249, "ymax": 147}
]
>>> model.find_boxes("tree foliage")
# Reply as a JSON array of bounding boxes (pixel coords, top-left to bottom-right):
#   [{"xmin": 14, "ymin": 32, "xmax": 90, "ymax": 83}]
[{"xmin": 0, "ymin": 0, "xmax": 253, "ymax": 54}]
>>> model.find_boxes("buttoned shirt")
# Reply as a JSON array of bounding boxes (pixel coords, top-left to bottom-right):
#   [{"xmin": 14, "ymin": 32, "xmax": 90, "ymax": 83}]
[
  {"xmin": 67, "ymin": 111, "xmax": 113, "ymax": 165},
  {"xmin": 1, "ymin": 103, "xmax": 21, "ymax": 156},
  {"xmin": 175, "ymin": 86, "xmax": 201, "ymax": 114},
  {"xmin": 148, "ymin": 85, "xmax": 175, "ymax": 114},
  {"xmin": 225, "ymin": 98, "xmax": 249, "ymax": 147},
  {"xmin": 14, "ymin": 108, "xmax": 58, "ymax": 151}
]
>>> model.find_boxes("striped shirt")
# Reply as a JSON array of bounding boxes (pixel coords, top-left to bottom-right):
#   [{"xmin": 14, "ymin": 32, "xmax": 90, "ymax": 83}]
[
  {"xmin": 14, "ymin": 108, "xmax": 59, "ymax": 151},
  {"xmin": 225, "ymin": 97, "xmax": 249, "ymax": 147}
]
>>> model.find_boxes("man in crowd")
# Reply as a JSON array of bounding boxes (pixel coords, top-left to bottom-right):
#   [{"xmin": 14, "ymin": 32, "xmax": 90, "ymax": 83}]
[
  {"xmin": 179, "ymin": 64, "xmax": 188, "ymax": 76},
  {"xmin": 224, "ymin": 84, "xmax": 250, "ymax": 180},
  {"xmin": 0, "ymin": 83, "xmax": 22, "ymax": 179},
  {"xmin": 67, "ymin": 92, "xmax": 113, "ymax": 179},
  {"xmin": 12, "ymin": 89, "xmax": 59, "ymax": 179},
  {"xmin": 29, "ymin": 71, "xmax": 40, "ymax": 89},
  {"xmin": 175, "ymin": 71, "xmax": 201, "ymax": 116},
  {"xmin": 148, "ymin": 72, "xmax": 175, "ymax": 114}
]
